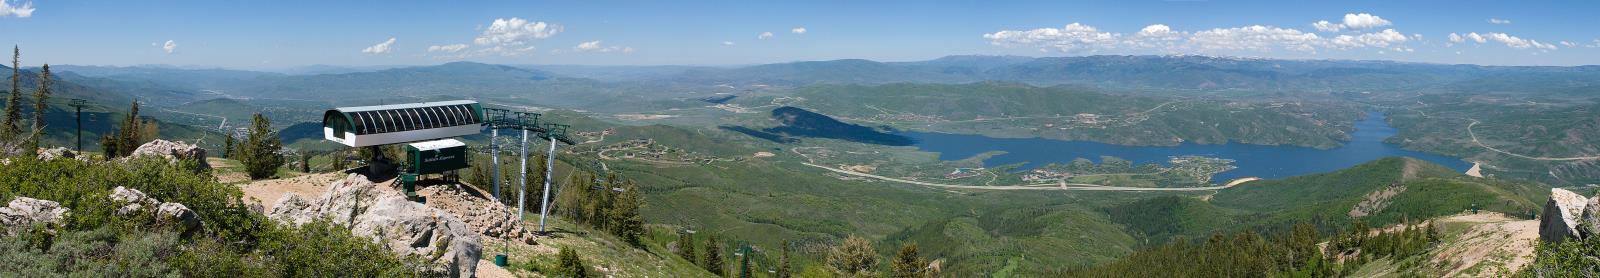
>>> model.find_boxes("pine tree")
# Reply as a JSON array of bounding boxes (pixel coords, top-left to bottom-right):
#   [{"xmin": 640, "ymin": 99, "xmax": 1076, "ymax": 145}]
[
  {"xmin": 3, "ymin": 45, "xmax": 20, "ymax": 138},
  {"xmin": 120, "ymin": 101, "xmax": 142, "ymax": 155},
  {"xmin": 556, "ymin": 247, "xmax": 589, "ymax": 278},
  {"xmin": 777, "ymin": 239, "xmax": 792, "ymax": 278},
  {"xmin": 890, "ymin": 242, "xmax": 927, "ymax": 278},
  {"xmin": 222, "ymin": 135, "xmax": 234, "ymax": 158},
  {"xmin": 300, "ymin": 152, "xmax": 312, "ymax": 172},
  {"xmin": 609, "ymin": 181, "xmax": 644, "ymax": 246},
  {"xmin": 738, "ymin": 246, "xmax": 753, "ymax": 278},
  {"xmin": 240, "ymin": 113, "xmax": 284, "ymax": 180},
  {"xmin": 101, "ymin": 101, "xmax": 142, "ymax": 158},
  {"xmin": 703, "ymin": 233, "xmax": 726, "ymax": 276},
  {"xmin": 31, "ymin": 64, "xmax": 49, "ymax": 134},
  {"xmin": 98, "ymin": 133, "xmax": 118, "ymax": 160},
  {"xmin": 827, "ymin": 235, "xmax": 878, "ymax": 277},
  {"xmin": 677, "ymin": 231, "xmax": 698, "ymax": 263}
]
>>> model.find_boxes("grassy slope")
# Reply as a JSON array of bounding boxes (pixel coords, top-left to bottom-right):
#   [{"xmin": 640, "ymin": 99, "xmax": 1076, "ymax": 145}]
[
  {"xmin": 1102, "ymin": 157, "xmax": 1547, "ymax": 246},
  {"xmin": 587, "ymin": 123, "xmax": 1146, "ymax": 276}
]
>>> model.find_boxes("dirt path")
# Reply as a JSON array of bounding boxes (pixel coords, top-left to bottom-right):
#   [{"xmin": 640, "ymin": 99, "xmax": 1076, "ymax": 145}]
[
  {"xmin": 237, "ymin": 172, "xmax": 355, "ymax": 210},
  {"xmin": 1429, "ymin": 213, "xmax": 1538, "ymax": 277}
]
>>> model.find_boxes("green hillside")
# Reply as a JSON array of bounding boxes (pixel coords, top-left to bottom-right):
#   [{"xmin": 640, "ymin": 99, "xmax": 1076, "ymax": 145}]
[{"xmin": 777, "ymin": 82, "xmax": 1362, "ymax": 148}]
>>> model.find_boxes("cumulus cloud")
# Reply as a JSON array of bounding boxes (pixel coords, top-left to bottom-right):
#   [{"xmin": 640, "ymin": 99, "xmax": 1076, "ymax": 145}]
[
  {"xmin": 0, "ymin": 0, "xmax": 33, "ymax": 18},
  {"xmin": 1312, "ymin": 21, "xmax": 1343, "ymax": 32},
  {"xmin": 1484, "ymin": 32, "xmax": 1556, "ymax": 50},
  {"xmin": 1188, "ymin": 25, "xmax": 1323, "ymax": 52},
  {"xmin": 758, "ymin": 32, "xmax": 774, "ymax": 39},
  {"xmin": 362, "ymin": 37, "xmax": 397, "ymax": 54},
  {"xmin": 1488, "ymin": 18, "xmax": 1511, "ymax": 24},
  {"xmin": 982, "ymin": 22, "xmax": 1122, "ymax": 53},
  {"xmin": 572, "ymin": 40, "xmax": 632, "ymax": 53},
  {"xmin": 474, "ymin": 17, "xmax": 561, "ymax": 46},
  {"xmin": 986, "ymin": 21, "xmax": 1433, "ymax": 55},
  {"xmin": 1329, "ymin": 29, "xmax": 1408, "ymax": 49},
  {"xmin": 1466, "ymin": 32, "xmax": 1486, "ymax": 43},
  {"xmin": 791, "ymin": 27, "xmax": 807, "ymax": 34},
  {"xmin": 427, "ymin": 44, "xmax": 468, "ymax": 53},
  {"xmin": 162, "ymin": 40, "xmax": 177, "ymax": 54},
  {"xmin": 1311, "ymin": 13, "xmax": 1392, "ymax": 32},
  {"xmin": 1448, "ymin": 31, "xmax": 1559, "ymax": 50}
]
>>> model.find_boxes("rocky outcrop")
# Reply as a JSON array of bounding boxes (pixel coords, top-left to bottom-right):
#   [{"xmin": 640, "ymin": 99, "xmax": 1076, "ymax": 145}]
[
  {"xmin": 270, "ymin": 174, "xmax": 482, "ymax": 277},
  {"xmin": 416, "ymin": 185, "xmax": 538, "ymax": 245},
  {"xmin": 36, "ymin": 147, "xmax": 77, "ymax": 161},
  {"xmin": 128, "ymin": 139, "xmax": 210, "ymax": 170},
  {"xmin": 110, "ymin": 186, "xmax": 202, "ymax": 236},
  {"xmin": 1541, "ymin": 188, "xmax": 1591, "ymax": 243},
  {"xmin": 0, "ymin": 197, "xmax": 69, "ymax": 235}
]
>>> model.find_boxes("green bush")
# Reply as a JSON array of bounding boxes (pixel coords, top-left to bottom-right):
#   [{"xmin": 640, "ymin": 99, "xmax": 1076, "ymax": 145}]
[{"xmin": 0, "ymin": 154, "xmax": 424, "ymax": 277}]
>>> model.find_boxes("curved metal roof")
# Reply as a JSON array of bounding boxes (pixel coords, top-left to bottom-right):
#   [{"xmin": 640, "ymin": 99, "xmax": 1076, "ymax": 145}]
[{"xmin": 324, "ymin": 100, "xmax": 482, "ymax": 135}]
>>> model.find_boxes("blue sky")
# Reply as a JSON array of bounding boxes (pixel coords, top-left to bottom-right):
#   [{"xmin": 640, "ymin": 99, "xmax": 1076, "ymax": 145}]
[{"xmin": 1, "ymin": 0, "xmax": 1597, "ymax": 69}]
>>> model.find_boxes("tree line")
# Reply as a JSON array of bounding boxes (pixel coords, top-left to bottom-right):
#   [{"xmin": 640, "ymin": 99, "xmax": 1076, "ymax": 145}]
[{"xmin": 1068, "ymin": 220, "xmax": 1441, "ymax": 277}]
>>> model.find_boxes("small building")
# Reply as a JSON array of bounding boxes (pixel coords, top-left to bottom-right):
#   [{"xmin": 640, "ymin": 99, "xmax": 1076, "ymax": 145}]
[{"xmin": 322, "ymin": 100, "xmax": 484, "ymax": 147}]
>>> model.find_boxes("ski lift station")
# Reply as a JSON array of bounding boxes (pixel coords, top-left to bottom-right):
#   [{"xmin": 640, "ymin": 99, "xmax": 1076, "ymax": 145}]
[
  {"xmin": 321, "ymin": 100, "xmax": 484, "ymax": 148},
  {"xmin": 322, "ymin": 99, "xmax": 578, "ymax": 240}
]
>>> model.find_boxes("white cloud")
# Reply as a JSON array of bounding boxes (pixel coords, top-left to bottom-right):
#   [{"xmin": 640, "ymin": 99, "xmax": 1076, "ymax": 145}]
[
  {"xmin": 722, "ymin": 41, "xmax": 734, "ymax": 46},
  {"xmin": 1330, "ymin": 29, "xmax": 1408, "ymax": 49},
  {"xmin": 1561, "ymin": 41, "xmax": 1577, "ymax": 47},
  {"xmin": 162, "ymin": 40, "xmax": 177, "ymax": 54},
  {"xmin": 572, "ymin": 40, "xmax": 632, "ymax": 53},
  {"xmin": 1311, "ymin": 13, "xmax": 1392, "ymax": 32},
  {"xmin": 427, "ymin": 44, "xmax": 468, "ymax": 53},
  {"xmin": 1447, "ymin": 31, "xmax": 1557, "ymax": 50},
  {"xmin": 362, "ymin": 37, "xmax": 397, "ymax": 54},
  {"xmin": 791, "ymin": 27, "xmax": 807, "ymax": 34},
  {"xmin": 986, "ymin": 22, "xmax": 1429, "ymax": 55},
  {"xmin": 473, "ymin": 17, "xmax": 561, "ymax": 46},
  {"xmin": 1484, "ymin": 32, "xmax": 1556, "ymax": 50},
  {"xmin": 1466, "ymin": 32, "xmax": 1486, "ymax": 43},
  {"xmin": 0, "ymin": 0, "xmax": 33, "ymax": 18},
  {"xmin": 1312, "ymin": 20, "xmax": 1343, "ymax": 32},
  {"xmin": 1488, "ymin": 18, "xmax": 1511, "ymax": 24},
  {"xmin": 758, "ymin": 32, "xmax": 774, "ymax": 39},
  {"xmin": 576, "ymin": 40, "xmax": 602, "ymax": 51},
  {"xmin": 982, "ymin": 22, "xmax": 1122, "ymax": 53},
  {"xmin": 1342, "ymin": 13, "xmax": 1392, "ymax": 29},
  {"xmin": 1188, "ymin": 25, "xmax": 1323, "ymax": 52}
]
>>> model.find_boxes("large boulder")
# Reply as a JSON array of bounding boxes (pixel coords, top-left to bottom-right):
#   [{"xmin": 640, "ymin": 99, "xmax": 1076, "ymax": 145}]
[
  {"xmin": 128, "ymin": 139, "xmax": 210, "ymax": 170},
  {"xmin": 270, "ymin": 173, "xmax": 482, "ymax": 277},
  {"xmin": 0, "ymin": 197, "xmax": 69, "ymax": 235},
  {"xmin": 1542, "ymin": 188, "xmax": 1590, "ymax": 243},
  {"xmin": 36, "ymin": 147, "xmax": 77, "ymax": 161},
  {"xmin": 110, "ymin": 186, "xmax": 203, "ymax": 236}
]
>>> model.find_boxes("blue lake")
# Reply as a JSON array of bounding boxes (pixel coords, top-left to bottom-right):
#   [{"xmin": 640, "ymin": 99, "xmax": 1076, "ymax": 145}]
[{"xmin": 899, "ymin": 112, "xmax": 1471, "ymax": 181}]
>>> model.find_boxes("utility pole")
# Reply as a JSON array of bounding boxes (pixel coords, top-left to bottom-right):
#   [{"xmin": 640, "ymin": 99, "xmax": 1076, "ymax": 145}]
[{"xmin": 68, "ymin": 99, "xmax": 85, "ymax": 152}]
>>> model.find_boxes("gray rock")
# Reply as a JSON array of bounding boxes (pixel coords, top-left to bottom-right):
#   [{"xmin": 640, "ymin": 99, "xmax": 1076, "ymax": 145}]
[
  {"xmin": 128, "ymin": 139, "xmax": 210, "ymax": 170},
  {"xmin": 36, "ymin": 147, "xmax": 77, "ymax": 161},
  {"xmin": 270, "ymin": 173, "xmax": 482, "ymax": 277},
  {"xmin": 110, "ymin": 186, "xmax": 203, "ymax": 236},
  {"xmin": 0, "ymin": 197, "xmax": 70, "ymax": 235},
  {"xmin": 1583, "ymin": 196, "xmax": 1600, "ymax": 238},
  {"xmin": 1542, "ymin": 188, "xmax": 1589, "ymax": 243},
  {"xmin": 158, "ymin": 202, "xmax": 201, "ymax": 235}
]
